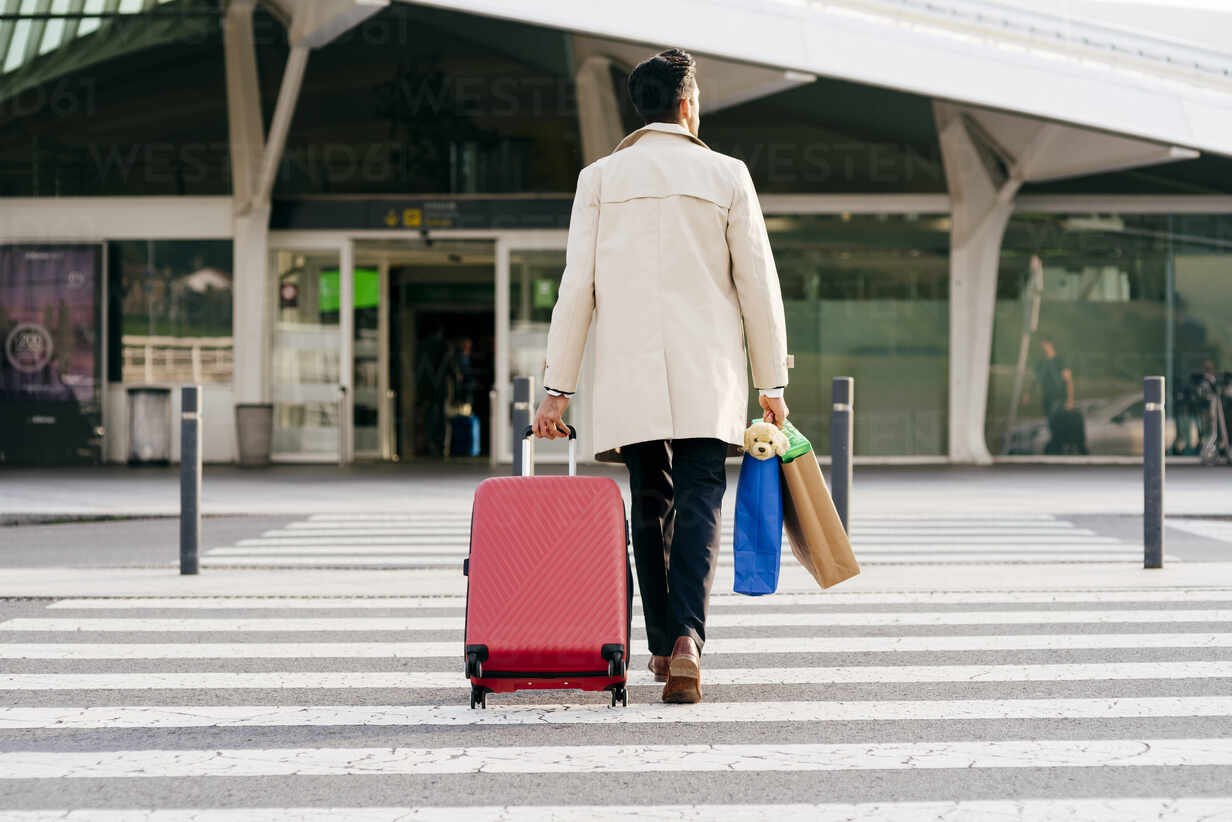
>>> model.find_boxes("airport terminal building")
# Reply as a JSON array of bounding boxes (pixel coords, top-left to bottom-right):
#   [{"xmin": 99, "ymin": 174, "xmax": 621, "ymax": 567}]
[{"xmin": 2, "ymin": 0, "xmax": 1231, "ymax": 466}]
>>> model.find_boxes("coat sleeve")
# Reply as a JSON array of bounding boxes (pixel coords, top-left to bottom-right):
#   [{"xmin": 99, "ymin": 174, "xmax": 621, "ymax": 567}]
[
  {"xmin": 727, "ymin": 159, "xmax": 790, "ymax": 390},
  {"xmin": 542, "ymin": 163, "xmax": 601, "ymax": 394}
]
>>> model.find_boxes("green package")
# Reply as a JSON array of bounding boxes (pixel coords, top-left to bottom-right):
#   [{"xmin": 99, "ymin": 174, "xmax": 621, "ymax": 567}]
[
  {"xmin": 748, "ymin": 418, "xmax": 813, "ymax": 463},
  {"xmin": 779, "ymin": 420, "xmax": 813, "ymax": 463}
]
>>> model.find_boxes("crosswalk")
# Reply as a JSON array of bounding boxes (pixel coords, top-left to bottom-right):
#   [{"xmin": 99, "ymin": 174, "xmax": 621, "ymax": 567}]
[
  {"xmin": 3, "ymin": 589, "xmax": 1232, "ymax": 818},
  {"xmin": 200, "ymin": 512, "xmax": 1166, "ymax": 568}
]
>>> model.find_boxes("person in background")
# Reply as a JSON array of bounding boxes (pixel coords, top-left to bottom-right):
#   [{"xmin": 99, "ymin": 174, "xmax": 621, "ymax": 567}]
[{"xmin": 1024, "ymin": 336, "xmax": 1088, "ymax": 455}]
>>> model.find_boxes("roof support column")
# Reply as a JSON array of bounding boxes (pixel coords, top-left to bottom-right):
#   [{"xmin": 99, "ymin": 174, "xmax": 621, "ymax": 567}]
[
  {"xmin": 935, "ymin": 101, "xmax": 1022, "ymax": 465},
  {"xmin": 574, "ymin": 52, "xmax": 626, "ymax": 164},
  {"xmin": 224, "ymin": 0, "xmax": 269, "ymax": 406}
]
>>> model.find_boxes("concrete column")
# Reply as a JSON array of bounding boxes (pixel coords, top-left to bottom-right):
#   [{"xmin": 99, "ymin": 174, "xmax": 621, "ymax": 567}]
[
  {"xmin": 224, "ymin": 0, "xmax": 269, "ymax": 407},
  {"xmin": 231, "ymin": 206, "xmax": 271, "ymax": 404},
  {"xmin": 574, "ymin": 53, "xmax": 627, "ymax": 164},
  {"xmin": 935, "ymin": 102, "xmax": 1022, "ymax": 465}
]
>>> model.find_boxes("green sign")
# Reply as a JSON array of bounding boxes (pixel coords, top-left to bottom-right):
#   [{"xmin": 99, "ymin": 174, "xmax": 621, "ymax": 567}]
[
  {"xmin": 533, "ymin": 278, "xmax": 557, "ymax": 309},
  {"xmin": 318, "ymin": 268, "xmax": 380, "ymax": 313}
]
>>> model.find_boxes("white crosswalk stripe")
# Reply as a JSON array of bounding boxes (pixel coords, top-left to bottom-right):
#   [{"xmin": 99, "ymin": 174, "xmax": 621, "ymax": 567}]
[
  {"xmin": 7, "ymin": 697, "xmax": 1232, "ymax": 729},
  {"xmin": 45, "ymin": 590, "xmax": 1232, "ymax": 608},
  {"xmin": 12, "ymin": 633, "xmax": 1232, "ymax": 659},
  {"xmin": 5, "ymin": 739, "xmax": 1232, "ymax": 778},
  {"xmin": 6, "ymin": 660, "xmax": 1232, "ymax": 690},
  {"xmin": 198, "ymin": 512, "xmax": 1159, "ymax": 568},
  {"xmin": 6, "ymin": 589, "xmax": 1232, "ymax": 816},
  {"xmin": 5, "ymin": 800, "xmax": 1232, "ymax": 822},
  {"xmin": 9, "ymin": 608, "xmax": 1232, "ymax": 632}
]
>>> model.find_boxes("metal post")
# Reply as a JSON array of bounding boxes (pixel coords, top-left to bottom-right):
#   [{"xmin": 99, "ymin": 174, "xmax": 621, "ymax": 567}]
[
  {"xmin": 511, "ymin": 376, "xmax": 533, "ymax": 477},
  {"xmin": 180, "ymin": 385, "xmax": 202, "ymax": 575},
  {"xmin": 337, "ymin": 384, "xmax": 348, "ymax": 467},
  {"xmin": 831, "ymin": 376, "xmax": 854, "ymax": 534},
  {"xmin": 1144, "ymin": 376, "xmax": 1165, "ymax": 569}
]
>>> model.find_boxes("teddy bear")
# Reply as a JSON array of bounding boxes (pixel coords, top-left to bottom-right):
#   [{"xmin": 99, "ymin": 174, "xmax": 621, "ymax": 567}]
[{"xmin": 743, "ymin": 420, "xmax": 789, "ymax": 460}]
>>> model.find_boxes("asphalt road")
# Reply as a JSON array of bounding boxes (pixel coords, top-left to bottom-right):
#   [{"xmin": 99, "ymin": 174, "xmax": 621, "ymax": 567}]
[
  {"xmin": 1, "ymin": 512, "xmax": 1228, "ymax": 567},
  {"xmin": 3, "ymin": 590, "xmax": 1232, "ymax": 816}
]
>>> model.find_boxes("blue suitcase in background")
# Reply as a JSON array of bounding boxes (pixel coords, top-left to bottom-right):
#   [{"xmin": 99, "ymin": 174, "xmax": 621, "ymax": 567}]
[{"xmin": 450, "ymin": 414, "xmax": 481, "ymax": 457}]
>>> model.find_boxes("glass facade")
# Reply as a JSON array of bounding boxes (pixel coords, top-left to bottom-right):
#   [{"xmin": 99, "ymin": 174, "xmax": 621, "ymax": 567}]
[
  {"xmin": 509, "ymin": 247, "xmax": 573, "ymax": 461},
  {"xmin": 266, "ymin": 4, "xmax": 583, "ymax": 196},
  {"xmin": 764, "ymin": 214, "xmax": 951, "ymax": 456},
  {"xmin": 270, "ymin": 249, "xmax": 343, "ymax": 458},
  {"xmin": 0, "ymin": 2, "xmax": 231, "ymax": 196},
  {"xmin": 988, "ymin": 214, "xmax": 1232, "ymax": 457},
  {"xmin": 107, "ymin": 240, "xmax": 233, "ymax": 385},
  {"xmin": 6, "ymin": 3, "xmax": 1232, "ymax": 467}
]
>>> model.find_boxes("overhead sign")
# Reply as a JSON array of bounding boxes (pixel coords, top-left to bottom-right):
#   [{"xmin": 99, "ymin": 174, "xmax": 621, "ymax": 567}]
[{"xmin": 272, "ymin": 197, "xmax": 573, "ymax": 231}]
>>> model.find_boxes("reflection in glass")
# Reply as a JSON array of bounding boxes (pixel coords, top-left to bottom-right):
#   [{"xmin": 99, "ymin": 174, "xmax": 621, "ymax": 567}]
[
  {"xmin": 108, "ymin": 240, "xmax": 233, "ymax": 385},
  {"xmin": 271, "ymin": 250, "xmax": 341, "ymax": 457},
  {"xmin": 510, "ymin": 248, "xmax": 573, "ymax": 461},
  {"xmin": 351, "ymin": 267, "xmax": 382, "ymax": 455},
  {"xmin": 764, "ymin": 213, "xmax": 951, "ymax": 456},
  {"xmin": 990, "ymin": 214, "xmax": 1232, "ymax": 457}
]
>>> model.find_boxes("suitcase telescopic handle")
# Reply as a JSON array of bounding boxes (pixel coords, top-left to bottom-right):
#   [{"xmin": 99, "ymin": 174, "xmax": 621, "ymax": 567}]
[{"xmin": 520, "ymin": 424, "xmax": 577, "ymax": 477}]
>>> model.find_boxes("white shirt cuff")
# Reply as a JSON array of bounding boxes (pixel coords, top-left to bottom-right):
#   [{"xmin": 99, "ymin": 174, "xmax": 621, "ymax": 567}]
[
  {"xmin": 545, "ymin": 388, "xmax": 572, "ymax": 397},
  {"xmin": 759, "ymin": 387, "xmax": 784, "ymax": 399}
]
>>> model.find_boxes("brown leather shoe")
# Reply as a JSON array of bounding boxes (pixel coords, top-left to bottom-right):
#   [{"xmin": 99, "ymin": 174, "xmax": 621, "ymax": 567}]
[
  {"xmin": 668, "ymin": 635, "xmax": 701, "ymax": 680},
  {"xmin": 648, "ymin": 655, "xmax": 670, "ymax": 682},
  {"xmin": 662, "ymin": 672, "xmax": 702, "ymax": 704}
]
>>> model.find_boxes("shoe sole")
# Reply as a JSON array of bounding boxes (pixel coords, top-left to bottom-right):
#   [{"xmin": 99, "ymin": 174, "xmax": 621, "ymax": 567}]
[
  {"xmin": 669, "ymin": 655, "xmax": 701, "ymax": 679},
  {"xmin": 662, "ymin": 678, "xmax": 702, "ymax": 704}
]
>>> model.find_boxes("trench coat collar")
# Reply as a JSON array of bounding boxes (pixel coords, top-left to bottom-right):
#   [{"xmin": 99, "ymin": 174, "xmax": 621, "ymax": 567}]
[{"xmin": 613, "ymin": 121, "xmax": 710, "ymax": 153}]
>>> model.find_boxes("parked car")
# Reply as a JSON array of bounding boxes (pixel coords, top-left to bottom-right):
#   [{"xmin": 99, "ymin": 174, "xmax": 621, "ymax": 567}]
[{"xmin": 1006, "ymin": 392, "xmax": 1176, "ymax": 456}]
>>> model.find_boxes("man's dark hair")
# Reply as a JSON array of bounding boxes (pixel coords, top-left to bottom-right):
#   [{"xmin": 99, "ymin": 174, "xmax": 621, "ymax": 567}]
[{"xmin": 627, "ymin": 48, "xmax": 696, "ymax": 124}]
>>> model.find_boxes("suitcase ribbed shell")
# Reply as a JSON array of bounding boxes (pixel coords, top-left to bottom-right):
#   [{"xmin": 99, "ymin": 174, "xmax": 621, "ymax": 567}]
[{"xmin": 465, "ymin": 475, "xmax": 629, "ymax": 693}]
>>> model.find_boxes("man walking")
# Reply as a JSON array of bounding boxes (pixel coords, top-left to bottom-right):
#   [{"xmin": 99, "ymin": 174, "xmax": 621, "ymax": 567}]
[{"xmin": 532, "ymin": 49, "xmax": 790, "ymax": 704}]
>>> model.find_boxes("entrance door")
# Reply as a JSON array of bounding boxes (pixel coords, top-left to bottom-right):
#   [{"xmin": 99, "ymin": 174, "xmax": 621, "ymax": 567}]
[
  {"xmin": 355, "ymin": 239, "xmax": 496, "ymax": 461},
  {"xmin": 270, "ymin": 247, "xmax": 346, "ymax": 461},
  {"xmin": 494, "ymin": 234, "xmax": 585, "ymax": 464}
]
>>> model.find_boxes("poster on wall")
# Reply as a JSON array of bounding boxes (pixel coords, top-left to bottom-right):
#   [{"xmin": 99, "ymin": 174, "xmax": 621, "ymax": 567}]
[{"xmin": 0, "ymin": 244, "xmax": 103, "ymax": 464}]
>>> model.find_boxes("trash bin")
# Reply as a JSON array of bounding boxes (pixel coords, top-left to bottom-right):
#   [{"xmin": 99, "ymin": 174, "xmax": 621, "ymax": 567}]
[
  {"xmin": 127, "ymin": 386, "xmax": 172, "ymax": 465},
  {"xmin": 235, "ymin": 403, "xmax": 273, "ymax": 467}
]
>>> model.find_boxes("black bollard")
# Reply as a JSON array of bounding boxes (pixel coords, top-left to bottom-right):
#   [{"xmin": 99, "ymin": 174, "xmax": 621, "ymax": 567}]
[
  {"xmin": 511, "ymin": 377, "xmax": 533, "ymax": 477},
  {"xmin": 180, "ymin": 385, "xmax": 202, "ymax": 575},
  {"xmin": 1144, "ymin": 376, "xmax": 1165, "ymax": 569},
  {"xmin": 831, "ymin": 377, "xmax": 854, "ymax": 534}
]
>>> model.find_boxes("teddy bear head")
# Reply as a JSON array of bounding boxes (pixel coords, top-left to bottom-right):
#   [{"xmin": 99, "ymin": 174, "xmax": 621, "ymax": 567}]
[{"xmin": 743, "ymin": 420, "xmax": 789, "ymax": 460}]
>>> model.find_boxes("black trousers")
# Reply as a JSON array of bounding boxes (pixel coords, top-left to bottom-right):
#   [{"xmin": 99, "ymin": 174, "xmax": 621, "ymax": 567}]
[{"xmin": 622, "ymin": 438, "xmax": 728, "ymax": 656}]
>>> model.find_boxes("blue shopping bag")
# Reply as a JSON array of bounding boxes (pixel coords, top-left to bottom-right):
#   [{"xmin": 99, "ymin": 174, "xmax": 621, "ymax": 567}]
[{"xmin": 733, "ymin": 452, "xmax": 783, "ymax": 596}]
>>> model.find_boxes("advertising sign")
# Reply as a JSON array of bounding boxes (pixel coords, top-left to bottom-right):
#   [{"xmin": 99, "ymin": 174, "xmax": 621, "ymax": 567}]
[{"xmin": 0, "ymin": 244, "xmax": 102, "ymax": 463}]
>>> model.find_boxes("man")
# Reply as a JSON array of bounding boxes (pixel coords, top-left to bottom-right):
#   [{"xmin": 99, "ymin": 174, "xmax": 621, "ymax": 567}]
[
  {"xmin": 531, "ymin": 49, "xmax": 790, "ymax": 704},
  {"xmin": 1024, "ymin": 336, "xmax": 1087, "ymax": 455}
]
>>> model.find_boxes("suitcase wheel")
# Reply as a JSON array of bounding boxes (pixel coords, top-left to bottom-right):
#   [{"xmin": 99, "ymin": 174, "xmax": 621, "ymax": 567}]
[
  {"xmin": 602, "ymin": 646, "xmax": 625, "ymax": 678},
  {"xmin": 470, "ymin": 685, "xmax": 488, "ymax": 710},
  {"xmin": 465, "ymin": 650, "xmax": 484, "ymax": 679},
  {"xmin": 609, "ymin": 686, "xmax": 628, "ymax": 708}
]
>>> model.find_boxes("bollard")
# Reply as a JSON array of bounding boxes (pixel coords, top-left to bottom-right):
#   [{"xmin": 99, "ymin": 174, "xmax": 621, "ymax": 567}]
[
  {"xmin": 1144, "ymin": 376, "xmax": 1165, "ymax": 569},
  {"xmin": 511, "ymin": 376, "xmax": 534, "ymax": 477},
  {"xmin": 337, "ymin": 384, "xmax": 348, "ymax": 468},
  {"xmin": 831, "ymin": 377, "xmax": 854, "ymax": 534},
  {"xmin": 180, "ymin": 385, "xmax": 202, "ymax": 575}
]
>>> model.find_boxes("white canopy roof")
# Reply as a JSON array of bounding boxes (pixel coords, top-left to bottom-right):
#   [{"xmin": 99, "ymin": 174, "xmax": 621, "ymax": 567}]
[{"xmin": 405, "ymin": 0, "xmax": 1232, "ymax": 159}]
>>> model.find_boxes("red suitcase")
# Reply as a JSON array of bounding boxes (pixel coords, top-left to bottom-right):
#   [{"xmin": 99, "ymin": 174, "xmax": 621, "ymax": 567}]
[{"xmin": 463, "ymin": 425, "xmax": 632, "ymax": 708}]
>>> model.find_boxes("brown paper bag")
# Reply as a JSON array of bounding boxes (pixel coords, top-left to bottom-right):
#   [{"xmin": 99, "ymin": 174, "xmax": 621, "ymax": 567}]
[{"xmin": 780, "ymin": 453, "xmax": 860, "ymax": 589}]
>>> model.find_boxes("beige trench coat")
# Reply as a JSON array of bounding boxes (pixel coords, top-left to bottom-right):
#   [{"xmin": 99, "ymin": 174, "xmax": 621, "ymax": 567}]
[{"xmin": 543, "ymin": 121, "xmax": 790, "ymax": 462}]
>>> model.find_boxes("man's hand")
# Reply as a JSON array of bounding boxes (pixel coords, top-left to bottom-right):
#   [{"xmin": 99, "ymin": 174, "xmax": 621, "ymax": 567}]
[
  {"xmin": 533, "ymin": 395, "xmax": 571, "ymax": 439},
  {"xmin": 759, "ymin": 394, "xmax": 789, "ymax": 428}
]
